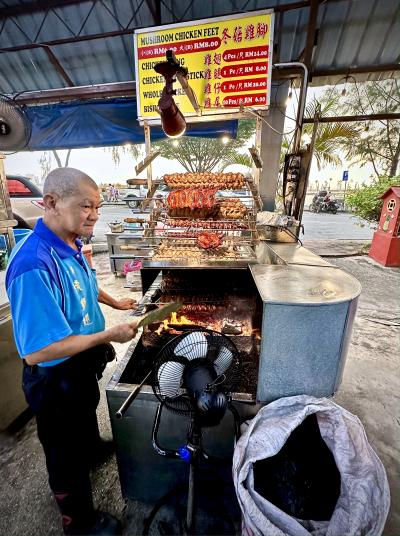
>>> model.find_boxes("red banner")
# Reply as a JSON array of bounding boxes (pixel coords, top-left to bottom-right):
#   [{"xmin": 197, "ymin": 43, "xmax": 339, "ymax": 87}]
[
  {"xmin": 222, "ymin": 94, "xmax": 267, "ymax": 107},
  {"xmin": 220, "ymin": 78, "xmax": 267, "ymax": 93},
  {"xmin": 221, "ymin": 62, "xmax": 268, "ymax": 78},
  {"xmin": 138, "ymin": 37, "xmax": 221, "ymax": 59},
  {"xmin": 222, "ymin": 45, "xmax": 269, "ymax": 62}
]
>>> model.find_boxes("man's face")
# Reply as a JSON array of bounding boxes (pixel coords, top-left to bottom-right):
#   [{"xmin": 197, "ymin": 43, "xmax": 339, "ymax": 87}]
[{"xmin": 53, "ymin": 183, "xmax": 101, "ymax": 237}]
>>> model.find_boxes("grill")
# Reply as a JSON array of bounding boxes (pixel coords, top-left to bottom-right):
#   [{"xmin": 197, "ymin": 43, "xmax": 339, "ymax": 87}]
[
  {"xmin": 106, "ymin": 248, "xmax": 362, "ymax": 504},
  {"xmin": 129, "ymin": 269, "xmax": 262, "ymax": 400}
]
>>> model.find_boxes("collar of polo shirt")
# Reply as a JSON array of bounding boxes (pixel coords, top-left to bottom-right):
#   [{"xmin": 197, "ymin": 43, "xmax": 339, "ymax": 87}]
[{"xmin": 34, "ymin": 218, "xmax": 83, "ymax": 258}]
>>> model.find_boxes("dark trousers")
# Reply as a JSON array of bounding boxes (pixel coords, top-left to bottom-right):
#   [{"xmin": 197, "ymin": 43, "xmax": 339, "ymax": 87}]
[{"xmin": 22, "ymin": 345, "xmax": 112, "ymax": 533}]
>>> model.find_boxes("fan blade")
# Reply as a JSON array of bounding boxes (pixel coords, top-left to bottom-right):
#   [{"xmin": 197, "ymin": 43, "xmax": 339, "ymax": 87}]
[
  {"xmin": 214, "ymin": 345, "xmax": 233, "ymax": 376},
  {"xmin": 174, "ymin": 331, "xmax": 208, "ymax": 361},
  {"xmin": 158, "ymin": 361, "xmax": 185, "ymax": 398}
]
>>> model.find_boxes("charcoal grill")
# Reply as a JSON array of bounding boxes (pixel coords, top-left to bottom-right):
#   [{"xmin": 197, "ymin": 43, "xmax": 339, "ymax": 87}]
[{"xmin": 106, "ymin": 242, "xmax": 361, "ymax": 502}]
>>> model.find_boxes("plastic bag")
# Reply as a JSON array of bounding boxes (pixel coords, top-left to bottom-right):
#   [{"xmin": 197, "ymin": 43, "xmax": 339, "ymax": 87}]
[
  {"xmin": 123, "ymin": 259, "xmax": 142, "ymax": 275},
  {"xmin": 233, "ymin": 395, "xmax": 390, "ymax": 536}
]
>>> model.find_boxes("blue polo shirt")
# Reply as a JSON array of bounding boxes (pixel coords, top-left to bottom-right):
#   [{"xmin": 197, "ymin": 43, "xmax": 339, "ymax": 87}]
[{"xmin": 6, "ymin": 218, "xmax": 105, "ymax": 366}]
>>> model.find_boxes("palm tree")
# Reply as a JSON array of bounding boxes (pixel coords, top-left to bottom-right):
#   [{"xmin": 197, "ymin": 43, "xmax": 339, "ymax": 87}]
[
  {"xmin": 302, "ymin": 95, "xmax": 357, "ymax": 170},
  {"xmin": 220, "ymin": 94, "xmax": 357, "ymax": 175}
]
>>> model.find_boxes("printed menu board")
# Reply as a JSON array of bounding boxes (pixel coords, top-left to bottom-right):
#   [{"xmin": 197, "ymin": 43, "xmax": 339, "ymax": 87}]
[{"xmin": 134, "ymin": 10, "xmax": 274, "ymax": 122}]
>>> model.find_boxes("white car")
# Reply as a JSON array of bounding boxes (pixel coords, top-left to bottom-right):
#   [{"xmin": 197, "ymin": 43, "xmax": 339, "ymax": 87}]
[{"xmin": 123, "ymin": 184, "xmax": 169, "ymax": 209}]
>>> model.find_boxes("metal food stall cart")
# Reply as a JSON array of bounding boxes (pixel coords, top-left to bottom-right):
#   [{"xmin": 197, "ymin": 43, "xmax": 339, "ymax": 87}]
[
  {"xmin": 105, "ymin": 11, "xmax": 362, "ymax": 504},
  {"xmin": 0, "ymin": 157, "xmax": 27, "ymax": 429}
]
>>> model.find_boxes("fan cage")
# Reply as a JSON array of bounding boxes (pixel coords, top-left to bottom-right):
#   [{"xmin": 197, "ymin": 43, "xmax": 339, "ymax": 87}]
[
  {"xmin": 0, "ymin": 95, "xmax": 32, "ymax": 154},
  {"xmin": 152, "ymin": 329, "xmax": 241, "ymax": 416}
]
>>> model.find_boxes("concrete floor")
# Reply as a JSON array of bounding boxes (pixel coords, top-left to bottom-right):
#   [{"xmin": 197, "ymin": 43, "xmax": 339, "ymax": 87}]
[{"xmin": 0, "ymin": 247, "xmax": 399, "ymax": 536}]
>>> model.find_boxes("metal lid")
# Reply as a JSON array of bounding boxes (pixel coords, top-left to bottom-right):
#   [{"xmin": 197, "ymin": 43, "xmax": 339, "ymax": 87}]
[
  {"xmin": 250, "ymin": 264, "xmax": 362, "ymax": 305},
  {"xmin": 266, "ymin": 243, "xmax": 333, "ymax": 267}
]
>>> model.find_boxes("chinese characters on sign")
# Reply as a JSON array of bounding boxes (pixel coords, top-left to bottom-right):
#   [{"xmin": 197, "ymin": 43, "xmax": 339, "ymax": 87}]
[{"xmin": 134, "ymin": 11, "xmax": 274, "ymax": 121}]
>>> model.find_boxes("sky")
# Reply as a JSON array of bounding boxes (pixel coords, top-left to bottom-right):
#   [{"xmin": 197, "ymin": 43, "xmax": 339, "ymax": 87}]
[
  {"xmin": 4, "ymin": 85, "xmax": 377, "ymax": 188},
  {"xmin": 5, "ymin": 147, "xmax": 186, "ymax": 184}
]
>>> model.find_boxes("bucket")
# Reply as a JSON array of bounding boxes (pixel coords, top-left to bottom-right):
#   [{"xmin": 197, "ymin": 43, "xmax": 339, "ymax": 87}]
[{"xmin": 82, "ymin": 244, "xmax": 93, "ymax": 268}]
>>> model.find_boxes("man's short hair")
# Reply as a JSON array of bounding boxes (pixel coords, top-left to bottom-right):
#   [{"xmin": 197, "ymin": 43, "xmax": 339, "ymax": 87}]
[{"xmin": 43, "ymin": 167, "xmax": 98, "ymax": 199}]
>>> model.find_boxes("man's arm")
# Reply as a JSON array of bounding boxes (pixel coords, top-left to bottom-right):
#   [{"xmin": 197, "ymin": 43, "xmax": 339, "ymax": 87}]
[
  {"xmin": 98, "ymin": 288, "xmax": 137, "ymax": 310},
  {"xmin": 24, "ymin": 321, "xmax": 138, "ymax": 366}
]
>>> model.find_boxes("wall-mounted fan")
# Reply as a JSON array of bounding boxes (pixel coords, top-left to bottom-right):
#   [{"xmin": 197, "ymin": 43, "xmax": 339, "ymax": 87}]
[
  {"xmin": 0, "ymin": 96, "xmax": 32, "ymax": 154},
  {"xmin": 144, "ymin": 329, "xmax": 242, "ymax": 534}
]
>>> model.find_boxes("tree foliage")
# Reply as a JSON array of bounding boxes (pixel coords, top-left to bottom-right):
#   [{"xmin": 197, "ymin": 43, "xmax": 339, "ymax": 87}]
[
  {"xmin": 153, "ymin": 119, "xmax": 256, "ymax": 173},
  {"xmin": 219, "ymin": 152, "xmax": 253, "ymax": 171},
  {"xmin": 346, "ymin": 176, "xmax": 400, "ymax": 223},
  {"xmin": 303, "ymin": 94, "xmax": 358, "ymax": 170},
  {"xmin": 107, "ymin": 144, "xmax": 143, "ymax": 166},
  {"xmin": 39, "ymin": 150, "xmax": 72, "ymax": 179},
  {"xmin": 314, "ymin": 80, "xmax": 400, "ymax": 177}
]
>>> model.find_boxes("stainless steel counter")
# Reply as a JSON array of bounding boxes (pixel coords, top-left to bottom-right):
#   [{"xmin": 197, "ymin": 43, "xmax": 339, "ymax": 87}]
[
  {"xmin": 262, "ymin": 243, "xmax": 333, "ymax": 267},
  {"xmin": 250, "ymin": 263, "xmax": 362, "ymax": 305}
]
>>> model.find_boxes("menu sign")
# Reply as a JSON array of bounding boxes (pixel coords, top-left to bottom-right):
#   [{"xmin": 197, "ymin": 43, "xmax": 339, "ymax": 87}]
[{"xmin": 134, "ymin": 10, "xmax": 274, "ymax": 122}]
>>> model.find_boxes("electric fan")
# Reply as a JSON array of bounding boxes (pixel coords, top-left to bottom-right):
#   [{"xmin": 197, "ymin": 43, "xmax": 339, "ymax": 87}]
[
  {"xmin": 145, "ymin": 329, "xmax": 242, "ymax": 535},
  {"xmin": 0, "ymin": 96, "xmax": 32, "ymax": 154}
]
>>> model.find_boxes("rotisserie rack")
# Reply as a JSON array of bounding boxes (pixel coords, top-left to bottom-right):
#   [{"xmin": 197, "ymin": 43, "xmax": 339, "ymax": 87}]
[
  {"xmin": 140, "ymin": 173, "xmax": 260, "ymax": 267},
  {"xmin": 122, "ymin": 173, "xmax": 259, "ymax": 267}
]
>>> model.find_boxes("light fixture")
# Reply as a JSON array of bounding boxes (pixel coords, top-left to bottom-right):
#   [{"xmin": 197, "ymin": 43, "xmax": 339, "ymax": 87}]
[
  {"xmin": 154, "ymin": 52, "xmax": 187, "ymax": 138},
  {"xmin": 341, "ymin": 76, "xmax": 349, "ymax": 97},
  {"xmin": 221, "ymin": 135, "xmax": 230, "ymax": 144},
  {"xmin": 360, "ymin": 124, "xmax": 371, "ymax": 140},
  {"xmin": 285, "ymin": 89, "xmax": 293, "ymax": 107},
  {"xmin": 172, "ymin": 139, "xmax": 179, "ymax": 147}
]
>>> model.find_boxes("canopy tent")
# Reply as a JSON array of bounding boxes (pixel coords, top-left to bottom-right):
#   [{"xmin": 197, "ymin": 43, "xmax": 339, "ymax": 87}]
[
  {"xmin": 0, "ymin": 0, "xmax": 398, "ymax": 97},
  {"xmin": 25, "ymin": 97, "xmax": 238, "ymax": 150}
]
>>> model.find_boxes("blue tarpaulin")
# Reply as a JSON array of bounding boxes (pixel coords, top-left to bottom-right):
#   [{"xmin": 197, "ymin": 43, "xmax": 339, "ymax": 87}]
[{"xmin": 25, "ymin": 97, "xmax": 238, "ymax": 151}]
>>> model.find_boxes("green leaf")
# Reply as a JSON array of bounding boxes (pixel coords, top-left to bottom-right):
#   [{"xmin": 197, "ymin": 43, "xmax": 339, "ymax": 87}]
[{"xmin": 346, "ymin": 176, "xmax": 400, "ymax": 223}]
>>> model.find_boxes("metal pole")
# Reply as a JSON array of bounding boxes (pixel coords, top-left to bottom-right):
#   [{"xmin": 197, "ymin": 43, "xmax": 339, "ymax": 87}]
[
  {"xmin": 343, "ymin": 180, "xmax": 347, "ymax": 211},
  {"xmin": 144, "ymin": 121, "xmax": 152, "ymax": 191},
  {"xmin": 295, "ymin": 110, "xmax": 320, "ymax": 222},
  {"xmin": 273, "ymin": 62, "xmax": 309, "ymax": 151},
  {"xmin": 186, "ymin": 463, "xmax": 195, "ymax": 534}
]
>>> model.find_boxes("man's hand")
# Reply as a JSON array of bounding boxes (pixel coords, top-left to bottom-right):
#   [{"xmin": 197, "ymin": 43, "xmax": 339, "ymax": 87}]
[
  {"xmin": 113, "ymin": 298, "xmax": 137, "ymax": 310},
  {"xmin": 106, "ymin": 320, "xmax": 139, "ymax": 343},
  {"xmin": 98, "ymin": 288, "xmax": 137, "ymax": 310}
]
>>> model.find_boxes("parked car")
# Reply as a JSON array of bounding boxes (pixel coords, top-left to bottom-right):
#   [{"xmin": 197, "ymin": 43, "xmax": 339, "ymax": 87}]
[
  {"xmin": 123, "ymin": 184, "xmax": 169, "ymax": 208},
  {"xmin": 7, "ymin": 175, "xmax": 44, "ymax": 229}
]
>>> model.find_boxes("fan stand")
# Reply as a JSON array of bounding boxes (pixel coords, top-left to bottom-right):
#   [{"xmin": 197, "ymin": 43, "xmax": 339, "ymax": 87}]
[
  {"xmin": 185, "ymin": 418, "xmax": 201, "ymax": 534},
  {"xmin": 145, "ymin": 401, "xmax": 240, "ymax": 536}
]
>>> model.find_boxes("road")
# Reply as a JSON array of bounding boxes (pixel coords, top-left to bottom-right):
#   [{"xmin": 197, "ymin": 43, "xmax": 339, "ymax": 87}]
[
  {"xmin": 301, "ymin": 211, "xmax": 374, "ymax": 240},
  {"xmin": 92, "ymin": 204, "xmax": 374, "ymax": 243}
]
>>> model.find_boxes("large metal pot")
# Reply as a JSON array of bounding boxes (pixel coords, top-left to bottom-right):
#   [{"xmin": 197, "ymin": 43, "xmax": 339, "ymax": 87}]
[{"xmin": 108, "ymin": 221, "xmax": 124, "ymax": 233}]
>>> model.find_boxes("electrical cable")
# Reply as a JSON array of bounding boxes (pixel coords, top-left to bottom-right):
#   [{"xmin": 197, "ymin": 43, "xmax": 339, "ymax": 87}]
[
  {"xmin": 272, "ymin": 80, "xmax": 299, "ymax": 125},
  {"xmin": 245, "ymin": 107, "xmax": 299, "ymax": 136}
]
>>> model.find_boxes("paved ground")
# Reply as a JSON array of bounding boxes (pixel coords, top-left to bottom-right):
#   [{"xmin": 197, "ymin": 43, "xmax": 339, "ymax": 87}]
[{"xmin": 0, "ymin": 245, "xmax": 398, "ymax": 536}]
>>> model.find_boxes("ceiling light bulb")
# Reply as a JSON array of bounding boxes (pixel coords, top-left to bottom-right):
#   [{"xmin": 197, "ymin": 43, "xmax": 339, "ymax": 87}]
[
  {"xmin": 341, "ymin": 87, "xmax": 347, "ymax": 97},
  {"xmin": 172, "ymin": 139, "xmax": 179, "ymax": 147},
  {"xmin": 221, "ymin": 135, "xmax": 230, "ymax": 144}
]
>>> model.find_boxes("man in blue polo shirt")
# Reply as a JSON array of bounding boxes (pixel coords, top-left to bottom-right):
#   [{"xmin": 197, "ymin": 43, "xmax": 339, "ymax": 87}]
[{"xmin": 6, "ymin": 168, "xmax": 138, "ymax": 536}]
